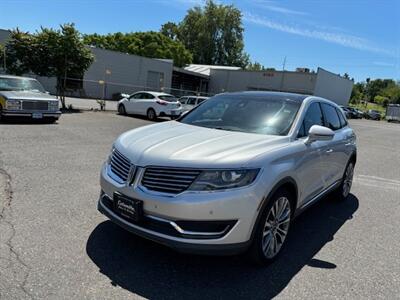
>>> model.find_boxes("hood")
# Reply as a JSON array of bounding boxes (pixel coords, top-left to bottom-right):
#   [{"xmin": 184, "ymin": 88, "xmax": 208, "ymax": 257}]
[
  {"xmin": 115, "ymin": 121, "xmax": 289, "ymax": 168},
  {"xmin": 0, "ymin": 91, "xmax": 57, "ymax": 101}
]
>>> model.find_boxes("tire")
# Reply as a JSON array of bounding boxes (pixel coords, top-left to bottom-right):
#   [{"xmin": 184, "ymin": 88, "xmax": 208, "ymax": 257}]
[
  {"xmin": 147, "ymin": 108, "xmax": 157, "ymax": 121},
  {"xmin": 46, "ymin": 117, "xmax": 58, "ymax": 124},
  {"xmin": 118, "ymin": 104, "xmax": 127, "ymax": 115},
  {"xmin": 332, "ymin": 160, "xmax": 355, "ymax": 201},
  {"xmin": 248, "ymin": 189, "xmax": 293, "ymax": 265}
]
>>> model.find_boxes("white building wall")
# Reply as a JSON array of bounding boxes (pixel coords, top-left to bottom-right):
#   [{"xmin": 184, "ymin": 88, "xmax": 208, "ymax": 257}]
[
  {"xmin": 313, "ymin": 68, "xmax": 353, "ymax": 105},
  {"xmin": 81, "ymin": 48, "xmax": 173, "ymax": 99},
  {"xmin": 209, "ymin": 69, "xmax": 317, "ymax": 95}
]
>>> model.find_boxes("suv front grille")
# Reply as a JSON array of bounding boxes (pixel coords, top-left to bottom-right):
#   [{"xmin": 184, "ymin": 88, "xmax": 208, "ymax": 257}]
[
  {"xmin": 141, "ymin": 167, "xmax": 201, "ymax": 194},
  {"xmin": 109, "ymin": 149, "xmax": 133, "ymax": 183},
  {"xmin": 22, "ymin": 101, "xmax": 49, "ymax": 111}
]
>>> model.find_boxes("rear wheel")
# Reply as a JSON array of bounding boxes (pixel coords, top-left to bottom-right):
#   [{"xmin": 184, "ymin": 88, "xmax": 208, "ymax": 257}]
[
  {"xmin": 249, "ymin": 189, "xmax": 293, "ymax": 265},
  {"xmin": 118, "ymin": 104, "xmax": 127, "ymax": 115},
  {"xmin": 333, "ymin": 161, "xmax": 355, "ymax": 201},
  {"xmin": 147, "ymin": 108, "xmax": 157, "ymax": 121}
]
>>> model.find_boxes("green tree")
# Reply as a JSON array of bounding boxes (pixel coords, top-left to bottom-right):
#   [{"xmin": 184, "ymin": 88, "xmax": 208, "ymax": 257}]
[
  {"xmin": 172, "ymin": 0, "xmax": 249, "ymax": 67},
  {"xmin": 374, "ymin": 95, "xmax": 389, "ymax": 107},
  {"xmin": 2, "ymin": 29, "xmax": 34, "ymax": 75},
  {"xmin": 246, "ymin": 61, "xmax": 266, "ymax": 71},
  {"xmin": 381, "ymin": 83, "xmax": 400, "ymax": 104},
  {"xmin": 83, "ymin": 31, "xmax": 192, "ymax": 67},
  {"xmin": 160, "ymin": 22, "xmax": 179, "ymax": 40},
  {"xmin": 3, "ymin": 24, "xmax": 94, "ymax": 108},
  {"xmin": 350, "ymin": 82, "xmax": 365, "ymax": 104}
]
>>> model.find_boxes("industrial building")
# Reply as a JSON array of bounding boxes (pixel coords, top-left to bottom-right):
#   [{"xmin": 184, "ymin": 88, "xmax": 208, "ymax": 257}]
[{"xmin": 0, "ymin": 28, "xmax": 353, "ymax": 105}]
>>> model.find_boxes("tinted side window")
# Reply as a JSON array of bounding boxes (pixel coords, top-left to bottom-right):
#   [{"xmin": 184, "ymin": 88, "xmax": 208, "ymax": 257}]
[
  {"xmin": 179, "ymin": 97, "xmax": 187, "ymax": 104},
  {"xmin": 321, "ymin": 103, "xmax": 341, "ymax": 130},
  {"xmin": 131, "ymin": 93, "xmax": 143, "ymax": 99},
  {"xmin": 299, "ymin": 102, "xmax": 324, "ymax": 137},
  {"xmin": 145, "ymin": 93, "xmax": 155, "ymax": 99},
  {"xmin": 336, "ymin": 108, "xmax": 347, "ymax": 128},
  {"xmin": 187, "ymin": 98, "xmax": 196, "ymax": 105},
  {"xmin": 197, "ymin": 98, "xmax": 206, "ymax": 105}
]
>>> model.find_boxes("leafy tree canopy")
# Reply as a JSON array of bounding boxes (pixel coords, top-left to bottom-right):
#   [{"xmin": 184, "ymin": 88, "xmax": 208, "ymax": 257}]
[
  {"xmin": 246, "ymin": 61, "xmax": 266, "ymax": 71},
  {"xmin": 162, "ymin": 0, "xmax": 249, "ymax": 68},
  {"xmin": 351, "ymin": 78, "xmax": 400, "ymax": 104},
  {"xmin": 3, "ymin": 24, "xmax": 94, "ymax": 107},
  {"xmin": 83, "ymin": 31, "xmax": 192, "ymax": 67}
]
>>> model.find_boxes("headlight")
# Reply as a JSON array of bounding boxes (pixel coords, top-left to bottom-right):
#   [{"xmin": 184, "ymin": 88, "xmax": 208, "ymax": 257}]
[
  {"xmin": 188, "ymin": 169, "xmax": 260, "ymax": 191},
  {"xmin": 6, "ymin": 100, "xmax": 22, "ymax": 110},
  {"xmin": 48, "ymin": 101, "xmax": 59, "ymax": 111}
]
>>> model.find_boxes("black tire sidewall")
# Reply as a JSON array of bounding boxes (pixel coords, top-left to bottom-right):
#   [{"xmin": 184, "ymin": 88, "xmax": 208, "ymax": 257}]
[
  {"xmin": 147, "ymin": 108, "xmax": 156, "ymax": 120},
  {"xmin": 333, "ymin": 160, "xmax": 355, "ymax": 201},
  {"xmin": 249, "ymin": 189, "xmax": 293, "ymax": 265},
  {"xmin": 118, "ymin": 104, "xmax": 126, "ymax": 115}
]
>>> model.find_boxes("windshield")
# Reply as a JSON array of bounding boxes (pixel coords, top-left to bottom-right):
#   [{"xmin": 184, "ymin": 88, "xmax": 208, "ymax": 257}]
[
  {"xmin": 179, "ymin": 94, "xmax": 301, "ymax": 135},
  {"xmin": 158, "ymin": 95, "xmax": 177, "ymax": 102},
  {"xmin": 0, "ymin": 77, "xmax": 45, "ymax": 92}
]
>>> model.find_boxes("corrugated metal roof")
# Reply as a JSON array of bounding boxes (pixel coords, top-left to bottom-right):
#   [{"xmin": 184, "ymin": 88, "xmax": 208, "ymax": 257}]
[{"xmin": 183, "ymin": 64, "xmax": 241, "ymax": 76}]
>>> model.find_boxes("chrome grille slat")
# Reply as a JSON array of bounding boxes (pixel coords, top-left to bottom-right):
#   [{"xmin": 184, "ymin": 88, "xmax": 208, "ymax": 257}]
[
  {"xmin": 142, "ymin": 180, "xmax": 188, "ymax": 188},
  {"xmin": 141, "ymin": 167, "xmax": 201, "ymax": 194},
  {"xmin": 111, "ymin": 157, "xmax": 131, "ymax": 172},
  {"xmin": 108, "ymin": 150, "xmax": 132, "ymax": 183},
  {"xmin": 141, "ymin": 183, "xmax": 183, "ymax": 192},
  {"xmin": 144, "ymin": 172, "xmax": 197, "ymax": 180},
  {"xmin": 113, "ymin": 151, "xmax": 130, "ymax": 164},
  {"xmin": 146, "ymin": 169, "xmax": 200, "ymax": 175},
  {"xmin": 143, "ymin": 175, "xmax": 193, "ymax": 183}
]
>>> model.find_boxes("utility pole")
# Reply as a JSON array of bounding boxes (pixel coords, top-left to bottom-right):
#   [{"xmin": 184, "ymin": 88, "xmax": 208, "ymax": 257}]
[{"xmin": 280, "ymin": 56, "xmax": 287, "ymax": 92}]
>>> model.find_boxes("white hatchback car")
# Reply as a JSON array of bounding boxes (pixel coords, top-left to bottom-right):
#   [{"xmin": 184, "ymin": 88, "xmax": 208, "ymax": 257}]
[
  {"xmin": 118, "ymin": 91, "xmax": 183, "ymax": 120},
  {"xmin": 99, "ymin": 91, "xmax": 357, "ymax": 264}
]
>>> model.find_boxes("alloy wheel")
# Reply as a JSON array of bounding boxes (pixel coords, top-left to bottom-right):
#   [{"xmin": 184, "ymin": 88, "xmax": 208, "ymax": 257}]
[
  {"xmin": 342, "ymin": 163, "xmax": 354, "ymax": 198},
  {"xmin": 262, "ymin": 197, "xmax": 291, "ymax": 259}
]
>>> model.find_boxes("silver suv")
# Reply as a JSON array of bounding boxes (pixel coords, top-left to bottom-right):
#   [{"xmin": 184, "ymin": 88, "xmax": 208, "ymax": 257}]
[{"xmin": 98, "ymin": 92, "xmax": 357, "ymax": 264}]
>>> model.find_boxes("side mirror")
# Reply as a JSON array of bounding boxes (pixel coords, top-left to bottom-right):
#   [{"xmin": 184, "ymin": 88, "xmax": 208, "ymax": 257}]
[{"xmin": 305, "ymin": 125, "xmax": 334, "ymax": 144}]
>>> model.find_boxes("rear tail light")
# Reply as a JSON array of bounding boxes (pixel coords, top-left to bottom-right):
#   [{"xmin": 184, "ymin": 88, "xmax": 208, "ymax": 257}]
[{"xmin": 156, "ymin": 100, "xmax": 167, "ymax": 105}]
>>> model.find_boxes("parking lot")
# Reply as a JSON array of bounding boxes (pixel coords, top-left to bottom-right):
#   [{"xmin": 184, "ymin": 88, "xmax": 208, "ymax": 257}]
[{"xmin": 1, "ymin": 113, "xmax": 399, "ymax": 299}]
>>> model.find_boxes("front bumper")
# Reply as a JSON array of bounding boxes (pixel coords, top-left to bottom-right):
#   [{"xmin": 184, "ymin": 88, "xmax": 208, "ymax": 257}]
[
  {"xmin": 1, "ymin": 109, "xmax": 61, "ymax": 118},
  {"xmin": 98, "ymin": 193, "xmax": 250, "ymax": 255},
  {"xmin": 99, "ymin": 163, "xmax": 266, "ymax": 253}
]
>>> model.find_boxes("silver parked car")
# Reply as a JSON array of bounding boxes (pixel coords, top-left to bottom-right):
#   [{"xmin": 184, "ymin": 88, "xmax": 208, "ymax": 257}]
[
  {"xmin": 98, "ymin": 91, "xmax": 357, "ymax": 264},
  {"xmin": 0, "ymin": 75, "xmax": 61, "ymax": 122},
  {"xmin": 179, "ymin": 96, "xmax": 208, "ymax": 112}
]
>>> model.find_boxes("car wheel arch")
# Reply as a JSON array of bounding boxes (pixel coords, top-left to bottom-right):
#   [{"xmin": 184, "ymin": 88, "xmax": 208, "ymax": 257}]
[{"xmin": 249, "ymin": 177, "xmax": 298, "ymax": 241}]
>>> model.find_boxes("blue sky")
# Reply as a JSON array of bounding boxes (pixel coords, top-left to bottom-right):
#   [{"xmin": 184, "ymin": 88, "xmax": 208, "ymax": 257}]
[{"xmin": 1, "ymin": 0, "xmax": 399, "ymax": 81}]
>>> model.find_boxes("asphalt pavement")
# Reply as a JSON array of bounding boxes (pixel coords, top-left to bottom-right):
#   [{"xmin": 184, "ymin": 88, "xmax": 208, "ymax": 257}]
[{"xmin": 0, "ymin": 113, "xmax": 399, "ymax": 299}]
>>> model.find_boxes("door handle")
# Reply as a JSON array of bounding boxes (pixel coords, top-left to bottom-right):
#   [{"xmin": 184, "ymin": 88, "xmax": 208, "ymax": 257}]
[{"xmin": 326, "ymin": 149, "xmax": 333, "ymax": 153}]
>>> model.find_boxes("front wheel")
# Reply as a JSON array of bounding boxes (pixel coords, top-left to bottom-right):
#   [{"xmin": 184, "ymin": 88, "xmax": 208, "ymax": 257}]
[
  {"xmin": 248, "ymin": 189, "xmax": 292, "ymax": 265},
  {"xmin": 118, "ymin": 104, "xmax": 127, "ymax": 115}
]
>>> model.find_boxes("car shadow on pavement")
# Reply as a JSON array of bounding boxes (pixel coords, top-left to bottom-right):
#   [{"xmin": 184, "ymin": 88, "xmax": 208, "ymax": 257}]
[
  {"xmin": 118, "ymin": 114, "xmax": 170, "ymax": 122},
  {"xmin": 0, "ymin": 118, "xmax": 58, "ymax": 125},
  {"xmin": 86, "ymin": 194, "xmax": 359, "ymax": 300}
]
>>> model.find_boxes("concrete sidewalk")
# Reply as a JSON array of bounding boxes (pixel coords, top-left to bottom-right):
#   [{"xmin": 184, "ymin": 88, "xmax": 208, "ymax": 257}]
[{"xmin": 64, "ymin": 97, "xmax": 118, "ymax": 111}]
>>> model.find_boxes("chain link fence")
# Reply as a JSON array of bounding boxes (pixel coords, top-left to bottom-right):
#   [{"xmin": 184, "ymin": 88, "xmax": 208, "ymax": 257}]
[{"xmin": 58, "ymin": 77, "xmax": 214, "ymax": 101}]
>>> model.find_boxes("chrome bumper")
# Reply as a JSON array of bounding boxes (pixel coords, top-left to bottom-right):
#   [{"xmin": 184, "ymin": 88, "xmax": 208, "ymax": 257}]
[{"xmin": 2, "ymin": 109, "xmax": 61, "ymax": 117}]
